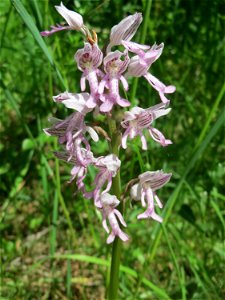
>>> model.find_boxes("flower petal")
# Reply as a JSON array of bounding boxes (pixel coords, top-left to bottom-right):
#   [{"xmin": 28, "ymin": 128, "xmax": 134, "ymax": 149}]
[
  {"xmin": 100, "ymin": 100, "xmax": 114, "ymax": 112},
  {"xmin": 106, "ymin": 13, "xmax": 143, "ymax": 53},
  {"xmin": 86, "ymin": 126, "xmax": 99, "ymax": 142},
  {"xmin": 149, "ymin": 127, "xmax": 172, "ymax": 147},
  {"xmin": 55, "ymin": 2, "xmax": 83, "ymax": 30},
  {"xmin": 139, "ymin": 170, "xmax": 172, "ymax": 191}
]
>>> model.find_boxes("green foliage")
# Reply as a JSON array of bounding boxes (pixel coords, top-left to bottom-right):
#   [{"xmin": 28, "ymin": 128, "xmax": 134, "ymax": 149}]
[{"xmin": 1, "ymin": 0, "xmax": 224, "ymax": 299}]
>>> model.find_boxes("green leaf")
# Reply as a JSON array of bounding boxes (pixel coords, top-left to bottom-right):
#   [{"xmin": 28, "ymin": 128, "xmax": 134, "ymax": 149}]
[{"xmin": 22, "ymin": 138, "xmax": 35, "ymax": 151}]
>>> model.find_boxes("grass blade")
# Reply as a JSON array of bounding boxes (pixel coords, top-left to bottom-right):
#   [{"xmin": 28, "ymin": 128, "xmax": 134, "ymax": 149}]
[
  {"xmin": 11, "ymin": 0, "xmax": 66, "ymax": 89},
  {"xmin": 53, "ymin": 254, "xmax": 171, "ymax": 299},
  {"xmin": 50, "ymin": 191, "xmax": 58, "ymax": 257},
  {"xmin": 194, "ymin": 83, "xmax": 225, "ymax": 150}
]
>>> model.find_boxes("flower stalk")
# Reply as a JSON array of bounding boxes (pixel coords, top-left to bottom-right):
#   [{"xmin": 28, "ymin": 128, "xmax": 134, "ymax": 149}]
[{"xmin": 107, "ymin": 116, "xmax": 123, "ymax": 299}]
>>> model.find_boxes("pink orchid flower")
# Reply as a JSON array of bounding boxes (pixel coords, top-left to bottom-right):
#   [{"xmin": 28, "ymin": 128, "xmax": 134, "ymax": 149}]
[
  {"xmin": 100, "ymin": 193, "xmax": 129, "ymax": 244},
  {"xmin": 54, "ymin": 149, "xmax": 96, "ymax": 192},
  {"xmin": 41, "ymin": 2, "xmax": 85, "ymax": 37},
  {"xmin": 99, "ymin": 51, "xmax": 130, "ymax": 112},
  {"xmin": 75, "ymin": 43, "xmax": 103, "ymax": 109},
  {"xmin": 123, "ymin": 41, "xmax": 176, "ymax": 104},
  {"xmin": 131, "ymin": 171, "xmax": 172, "ymax": 222},
  {"xmin": 44, "ymin": 92, "xmax": 98, "ymax": 158},
  {"xmin": 85, "ymin": 154, "xmax": 121, "ymax": 208},
  {"xmin": 121, "ymin": 103, "xmax": 172, "ymax": 150}
]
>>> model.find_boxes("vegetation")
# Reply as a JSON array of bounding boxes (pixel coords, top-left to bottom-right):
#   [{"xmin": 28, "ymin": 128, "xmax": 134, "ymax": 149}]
[{"xmin": 1, "ymin": 0, "xmax": 224, "ymax": 299}]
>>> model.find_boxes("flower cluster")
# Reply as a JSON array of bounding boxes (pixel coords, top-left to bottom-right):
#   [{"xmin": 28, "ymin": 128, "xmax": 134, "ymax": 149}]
[{"xmin": 42, "ymin": 2, "xmax": 174, "ymax": 244}]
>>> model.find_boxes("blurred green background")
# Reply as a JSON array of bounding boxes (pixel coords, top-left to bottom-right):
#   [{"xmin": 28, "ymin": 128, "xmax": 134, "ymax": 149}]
[{"xmin": 0, "ymin": 0, "xmax": 224, "ymax": 299}]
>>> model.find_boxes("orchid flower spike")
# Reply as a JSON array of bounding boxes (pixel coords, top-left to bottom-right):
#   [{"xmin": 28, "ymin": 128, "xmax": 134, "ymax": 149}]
[
  {"xmin": 101, "ymin": 193, "xmax": 129, "ymax": 244},
  {"xmin": 106, "ymin": 13, "xmax": 143, "ymax": 53},
  {"xmin": 42, "ymin": 5, "xmax": 175, "ymax": 244},
  {"xmin": 121, "ymin": 103, "xmax": 172, "ymax": 150},
  {"xmin": 41, "ymin": 2, "xmax": 86, "ymax": 37},
  {"xmin": 130, "ymin": 171, "xmax": 172, "ymax": 222}
]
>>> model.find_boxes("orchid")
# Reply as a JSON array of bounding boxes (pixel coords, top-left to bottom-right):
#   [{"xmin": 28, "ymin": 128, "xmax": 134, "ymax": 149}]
[
  {"xmin": 123, "ymin": 40, "xmax": 176, "ymax": 104},
  {"xmin": 144, "ymin": 73, "xmax": 176, "ymax": 104},
  {"xmin": 123, "ymin": 41, "xmax": 164, "ymax": 76},
  {"xmin": 44, "ymin": 111, "xmax": 98, "ymax": 159},
  {"xmin": 53, "ymin": 91, "xmax": 93, "ymax": 115},
  {"xmin": 101, "ymin": 193, "xmax": 129, "ymax": 244},
  {"xmin": 130, "ymin": 171, "xmax": 172, "ymax": 222},
  {"xmin": 41, "ymin": 2, "xmax": 85, "ymax": 36},
  {"xmin": 75, "ymin": 43, "xmax": 103, "ymax": 109},
  {"xmin": 85, "ymin": 154, "xmax": 121, "ymax": 208},
  {"xmin": 46, "ymin": 91, "xmax": 99, "ymax": 157},
  {"xmin": 54, "ymin": 149, "xmax": 96, "ymax": 191},
  {"xmin": 121, "ymin": 103, "xmax": 172, "ymax": 149},
  {"xmin": 99, "ymin": 50, "xmax": 131, "ymax": 112},
  {"xmin": 42, "ymin": 3, "xmax": 175, "ymax": 249},
  {"xmin": 42, "ymin": 5, "xmax": 176, "ymax": 296}
]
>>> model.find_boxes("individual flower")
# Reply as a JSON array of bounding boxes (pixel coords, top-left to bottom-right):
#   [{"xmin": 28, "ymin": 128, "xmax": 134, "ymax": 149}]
[
  {"xmin": 123, "ymin": 41, "xmax": 164, "ymax": 76},
  {"xmin": 75, "ymin": 43, "xmax": 103, "ymax": 108},
  {"xmin": 54, "ymin": 149, "xmax": 96, "ymax": 191},
  {"xmin": 44, "ymin": 113, "xmax": 88, "ymax": 157},
  {"xmin": 99, "ymin": 51, "xmax": 130, "ymax": 112},
  {"xmin": 44, "ymin": 92, "xmax": 99, "ymax": 158},
  {"xmin": 100, "ymin": 193, "xmax": 129, "ymax": 244},
  {"xmin": 86, "ymin": 154, "xmax": 121, "ymax": 208},
  {"xmin": 41, "ymin": 2, "xmax": 85, "ymax": 36},
  {"xmin": 106, "ymin": 13, "xmax": 143, "ymax": 53},
  {"xmin": 130, "ymin": 171, "xmax": 172, "ymax": 222},
  {"xmin": 123, "ymin": 41, "xmax": 176, "ymax": 104},
  {"xmin": 121, "ymin": 103, "xmax": 172, "ymax": 150}
]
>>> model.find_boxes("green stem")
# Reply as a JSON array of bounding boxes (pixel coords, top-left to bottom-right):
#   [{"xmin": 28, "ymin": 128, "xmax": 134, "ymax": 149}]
[{"xmin": 107, "ymin": 117, "xmax": 123, "ymax": 300}]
